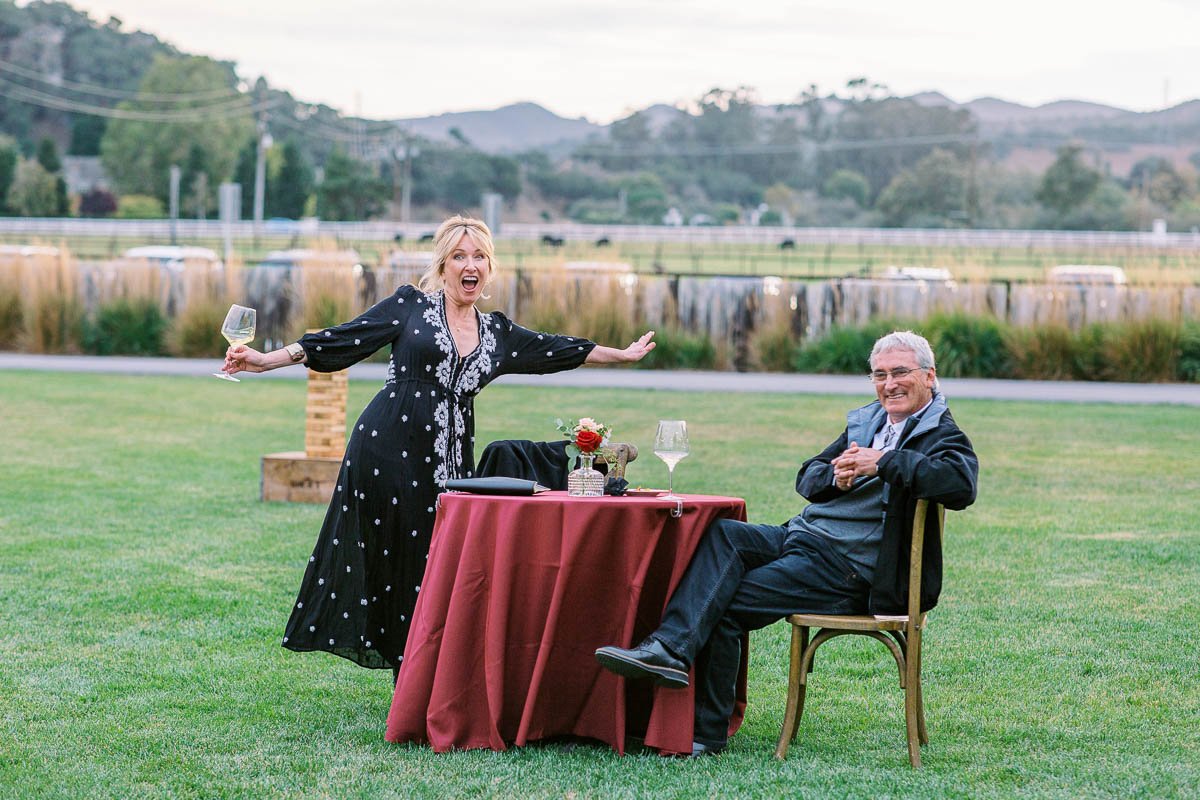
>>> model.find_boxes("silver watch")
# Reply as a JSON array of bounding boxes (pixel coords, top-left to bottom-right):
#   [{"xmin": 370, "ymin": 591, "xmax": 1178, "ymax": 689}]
[{"xmin": 286, "ymin": 343, "xmax": 305, "ymax": 362}]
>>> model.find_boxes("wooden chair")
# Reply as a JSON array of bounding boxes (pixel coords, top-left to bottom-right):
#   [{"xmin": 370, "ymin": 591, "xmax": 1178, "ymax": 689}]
[{"xmin": 774, "ymin": 499, "xmax": 945, "ymax": 768}]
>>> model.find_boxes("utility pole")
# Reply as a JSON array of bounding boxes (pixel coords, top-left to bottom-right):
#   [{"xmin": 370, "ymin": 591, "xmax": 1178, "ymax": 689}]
[
  {"xmin": 168, "ymin": 165, "xmax": 181, "ymax": 244},
  {"xmin": 253, "ymin": 113, "xmax": 271, "ymax": 231},
  {"xmin": 389, "ymin": 134, "xmax": 403, "ymax": 220},
  {"xmin": 400, "ymin": 134, "xmax": 417, "ymax": 223},
  {"xmin": 251, "ymin": 77, "xmax": 272, "ymax": 240}
]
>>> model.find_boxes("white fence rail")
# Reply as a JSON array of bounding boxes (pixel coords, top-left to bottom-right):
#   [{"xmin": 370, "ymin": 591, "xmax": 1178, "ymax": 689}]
[{"xmin": 1, "ymin": 217, "xmax": 1199, "ymax": 250}]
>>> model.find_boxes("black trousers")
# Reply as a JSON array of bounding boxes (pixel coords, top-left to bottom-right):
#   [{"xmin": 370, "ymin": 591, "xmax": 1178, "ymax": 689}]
[{"xmin": 653, "ymin": 518, "xmax": 871, "ymax": 747}]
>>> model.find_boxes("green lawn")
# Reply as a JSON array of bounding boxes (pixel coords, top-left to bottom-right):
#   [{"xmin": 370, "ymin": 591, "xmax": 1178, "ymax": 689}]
[{"xmin": 1, "ymin": 371, "xmax": 1197, "ymax": 799}]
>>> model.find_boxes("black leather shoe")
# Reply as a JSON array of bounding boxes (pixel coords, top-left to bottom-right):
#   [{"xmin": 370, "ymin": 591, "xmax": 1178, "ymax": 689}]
[
  {"xmin": 594, "ymin": 637, "xmax": 689, "ymax": 689},
  {"xmin": 690, "ymin": 741, "xmax": 726, "ymax": 757}
]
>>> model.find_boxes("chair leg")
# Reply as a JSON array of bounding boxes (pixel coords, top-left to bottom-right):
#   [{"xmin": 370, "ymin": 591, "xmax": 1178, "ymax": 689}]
[
  {"xmin": 903, "ymin": 627, "xmax": 923, "ymax": 768},
  {"xmin": 915, "ymin": 635, "xmax": 928, "ymax": 745},
  {"xmin": 775, "ymin": 625, "xmax": 809, "ymax": 759}
]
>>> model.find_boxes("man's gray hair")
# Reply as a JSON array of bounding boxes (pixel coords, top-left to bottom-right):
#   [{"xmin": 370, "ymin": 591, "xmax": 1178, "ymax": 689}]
[{"xmin": 870, "ymin": 330, "xmax": 940, "ymax": 389}]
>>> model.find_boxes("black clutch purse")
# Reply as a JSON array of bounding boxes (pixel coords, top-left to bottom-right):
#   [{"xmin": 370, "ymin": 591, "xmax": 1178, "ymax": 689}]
[{"xmin": 441, "ymin": 477, "xmax": 551, "ymax": 496}]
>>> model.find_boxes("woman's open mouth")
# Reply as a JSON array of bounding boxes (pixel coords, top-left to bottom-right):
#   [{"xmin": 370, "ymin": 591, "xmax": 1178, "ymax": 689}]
[{"xmin": 462, "ymin": 275, "xmax": 479, "ymax": 291}]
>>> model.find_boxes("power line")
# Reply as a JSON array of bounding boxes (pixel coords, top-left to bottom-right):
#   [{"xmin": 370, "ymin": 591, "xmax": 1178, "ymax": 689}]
[
  {"xmin": 0, "ymin": 75, "xmax": 275, "ymax": 121},
  {"xmin": 0, "ymin": 57, "xmax": 243, "ymax": 103},
  {"xmin": 572, "ymin": 132, "xmax": 980, "ymax": 158},
  {"xmin": 272, "ymin": 113, "xmax": 407, "ymax": 146}
]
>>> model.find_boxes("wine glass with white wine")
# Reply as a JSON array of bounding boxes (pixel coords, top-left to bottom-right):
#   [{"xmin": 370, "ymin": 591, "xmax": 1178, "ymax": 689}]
[
  {"xmin": 654, "ymin": 419, "xmax": 690, "ymax": 500},
  {"xmin": 212, "ymin": 304, "xmax": 256, "ymax": 382}
]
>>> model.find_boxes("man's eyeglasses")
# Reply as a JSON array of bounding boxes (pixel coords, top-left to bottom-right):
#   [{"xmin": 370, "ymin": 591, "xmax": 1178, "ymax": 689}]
[{"xmin": 868, "ymin": 366, "xmax": 927, "ymax": 383}]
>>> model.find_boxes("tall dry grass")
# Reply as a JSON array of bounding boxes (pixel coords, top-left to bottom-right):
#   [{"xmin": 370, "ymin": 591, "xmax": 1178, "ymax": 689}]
[
  {"xmin": 295, "ymin": 247, "xmax": 362, "ymax": 337},
  {"xmin": 502, "ymin": 269, "xmax": 642, "ymax": 348},
  {"xmin": 1, "ymin": 246, "xmax": 84, "ymax": 353}
]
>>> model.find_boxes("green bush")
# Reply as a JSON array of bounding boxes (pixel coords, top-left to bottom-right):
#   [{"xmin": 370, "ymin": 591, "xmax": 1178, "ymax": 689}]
[
  {"xmin": 0, "ymin": 289, "xmax": 22, "ymax": 348},
  {"xmin": 793, "ymin": 320, "xmax": 900, "ymax": 374},
  {"xmin": 1003, "ymin": 325, "xmax": 1074, "ymax": 380},
  {"xmin": 301, "ymin": 294, "xmax": 354, "ymax": 334},
  {"xmin": 1096, "ymin": 320, "xmax": 1179, "ymax": 382},
  {"xmin": 82, "ymin": 299, "xmax": 168, "ymax": 356},
  {"xmin": 28, "ymin": 295, "xmax": 84, "ymax": 353},
  {"xmin": 923, "ymin": 314, "xmax": 1012, "ymax": 378},
  {"xmin": 750, "ymin": 320, "xmax": 800, "ymax": 372},
  {"xmin": 639, "ymin": 326, "xmax": 716, "ymax": 370},
  {"xmin": 1069, "ymin": 324, "xmax": 1112, "ymax": 381},
  {"xmin": 1178, "ymin": 322, "xmax": 1200, "ymax": 382},
  {"xmin": 169, "ymin": 301, "xmax": 228, "ymax": 358},
  {"xmin": 116, "ymin": 194, "xmax": 166, "ymax": 219}
]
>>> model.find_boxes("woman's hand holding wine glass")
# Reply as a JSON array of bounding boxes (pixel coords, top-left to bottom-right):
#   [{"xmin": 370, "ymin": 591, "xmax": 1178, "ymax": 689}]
[
  {"xmin": 213, "ymin": 304, "xmax": 256, "ymax": 382},
  {"xmin": 654, "ymin": 419, "xmax": 690, "ymax": 500}
]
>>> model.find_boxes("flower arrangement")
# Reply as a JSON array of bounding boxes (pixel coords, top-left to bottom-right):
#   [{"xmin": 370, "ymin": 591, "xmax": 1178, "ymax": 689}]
[{"xmin": 556, "ymin": 416, "xmax": 612, "ymax": 461}]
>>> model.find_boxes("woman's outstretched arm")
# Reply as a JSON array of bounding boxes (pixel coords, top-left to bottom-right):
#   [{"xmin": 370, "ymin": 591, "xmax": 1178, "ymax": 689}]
[{"xmin": 584, "ymin": 331, "xmax": 656, "ymax": 364}]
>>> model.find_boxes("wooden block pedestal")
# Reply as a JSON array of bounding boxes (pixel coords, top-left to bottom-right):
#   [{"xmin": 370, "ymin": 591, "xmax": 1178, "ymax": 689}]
[
  {"xmin": 261, "ymin": 451, "xmax": 343, "ymax": 503},
  {"xmin": 261, "ymin": 366, "xmax": 349, "ymax": 504}
]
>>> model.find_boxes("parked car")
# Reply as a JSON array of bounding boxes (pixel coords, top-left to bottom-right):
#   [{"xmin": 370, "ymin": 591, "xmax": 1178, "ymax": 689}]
[
  {"xmin": 0, "ymin": 244, "xmax": 62, "ymax": 268},
  {"xmin": 386, "ymin": 250, "xmax": 433, "ymax": 269},
  {"xmin": 1047, "ymin": 265, "xmax": 1127, "ymax": 285},
  {"xmin": 563, "ymin": 261, "xmax": 633, "ymax": 273},
  {"xmin": 121, "ymin": 245, "xmax": 222, "ymax": 272},
  {"xmin": 257, "ymin": 249, "xmax": 363, "ymax": 274},
  {"xmin": 880, "ymin": 266, "xmax": 955, "ymax": 283}
]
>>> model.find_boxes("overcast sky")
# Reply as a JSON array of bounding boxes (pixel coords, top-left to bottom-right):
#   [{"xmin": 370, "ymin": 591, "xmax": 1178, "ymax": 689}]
[{"xmin": 65, "ymin": 0, "xmax": 1200, "ymax": 123}]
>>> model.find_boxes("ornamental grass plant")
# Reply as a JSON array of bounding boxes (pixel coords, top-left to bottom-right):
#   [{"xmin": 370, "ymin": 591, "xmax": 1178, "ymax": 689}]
[{"xmin": 8, "ymin": 247, "xmax": 84, "ymax": 352}]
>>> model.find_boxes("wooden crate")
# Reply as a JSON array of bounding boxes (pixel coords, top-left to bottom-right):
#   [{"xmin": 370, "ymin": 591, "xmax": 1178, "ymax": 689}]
[{"xmin": 261, "ymin": 451, "xmax": 343, "ymax": 504}]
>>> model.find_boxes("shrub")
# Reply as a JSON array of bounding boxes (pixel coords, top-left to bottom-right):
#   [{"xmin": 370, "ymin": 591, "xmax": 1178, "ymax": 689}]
[
  {"xmin": 0, "ymin": 289, "xmax": 21, "ymax": 347},
  {"xmin": 28, "ymin": 295, "xmax": 84, "ymax": 353},
  {"xmin": 302, "ymin": 294, "xmax": 353, "ymax": 333},
  {"xmin": 1096, "ymin": 320, "xmax": 1178, "ymax": 383},
  {"xmin": 1178, "ymin": 322, "xmax": 1200, "ymax": 382},
  {"xmin": 793, "ymin": 320, "xmax": 900, "ymax": 374},
  {"xmin": 637, "ymin": 326, "xmax": 716, "ymax": 370},
  {"xmin": 117, "ymin": 194, "xmax": 166, "ymax": 219},
  {"xmin": 923, "ymin": 314, "xmax": 1013, "ymax": 378},
  {"xmin": 1069, "ymin": 324, "xmax": 1113, "ymax": 381},
  {"xmin": 79, "ymin": 188, "xmax": 118, "ymax": 218},
  {"xmin": 750, "ymin": 319, "xmax": 800, "ymax": 372},
  {"xmin": 82, "ymin": 299, "xmax": 168, "ymax": 356},
  {"xmin": 1005, "ymin": 325, "xmax": 1076, "ymax": 380},
  {"xmin": 169, "ymin": 300, "xmax": 228, "ymax": 358}
]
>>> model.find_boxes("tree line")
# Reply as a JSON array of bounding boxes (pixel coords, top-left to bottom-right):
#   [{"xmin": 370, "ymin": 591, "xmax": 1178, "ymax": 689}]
[{"xmin": 1, "ymin": 2, "xmax": 1198, "ymax": 230}]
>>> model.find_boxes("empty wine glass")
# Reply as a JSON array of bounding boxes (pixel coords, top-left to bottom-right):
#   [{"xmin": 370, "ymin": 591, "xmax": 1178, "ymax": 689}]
[
  {"xmin": 654, "ymin": 419, "xmax": 690, "ymax": 500},
  {"xmin": 212, "ymin": 304, "xmax": 256, "ymax": 382}
]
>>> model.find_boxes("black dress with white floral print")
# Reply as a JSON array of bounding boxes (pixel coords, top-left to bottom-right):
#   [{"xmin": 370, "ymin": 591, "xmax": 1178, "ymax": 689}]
[{"xmin": 282, "ymin": 285, "xmax": 596, "ymax": 669}]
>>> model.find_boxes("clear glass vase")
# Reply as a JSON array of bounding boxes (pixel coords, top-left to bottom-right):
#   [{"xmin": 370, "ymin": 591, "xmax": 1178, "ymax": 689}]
[{"xmin": 567, "ymin": 452, "xmax": 605, "ymax": 497}]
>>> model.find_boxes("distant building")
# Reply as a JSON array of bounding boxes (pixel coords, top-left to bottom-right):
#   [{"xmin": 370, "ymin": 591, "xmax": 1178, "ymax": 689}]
[{"xmin": 62, "ymin": 156, "xmax": 110, "ymax": 195}]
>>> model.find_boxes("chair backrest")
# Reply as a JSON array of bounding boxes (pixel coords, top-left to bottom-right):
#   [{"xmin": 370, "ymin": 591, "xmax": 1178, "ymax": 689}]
[
  {"xmin": 905, "ymin": 499, "xmax": 945, "ymax": 622},
  {"xmin": 477, "ymin": 439, "xmax": 639, "ymax": 490},
  {"xmin": 604, "ymin": 443, "xmax": 638, "ymax": 480}
]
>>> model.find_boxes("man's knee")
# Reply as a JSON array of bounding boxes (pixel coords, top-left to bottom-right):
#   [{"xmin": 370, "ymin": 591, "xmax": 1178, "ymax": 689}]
[{"xmin": 702, "ymin": 518, "xmax": 785, "ymax": 560}]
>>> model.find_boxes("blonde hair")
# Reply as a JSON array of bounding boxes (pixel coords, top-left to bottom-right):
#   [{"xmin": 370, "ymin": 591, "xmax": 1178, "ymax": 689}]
[{"xmin": 417, "ymin": 215, "xmax": 498, "ymax": 293}]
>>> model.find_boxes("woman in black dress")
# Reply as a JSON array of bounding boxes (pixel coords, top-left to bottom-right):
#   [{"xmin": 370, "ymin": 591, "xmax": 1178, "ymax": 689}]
[{"xmin": 222, "ymin": 215, "xmax": 655, "ymax": 671}]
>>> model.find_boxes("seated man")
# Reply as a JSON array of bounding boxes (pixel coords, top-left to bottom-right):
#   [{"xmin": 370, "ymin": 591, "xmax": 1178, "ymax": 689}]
[{"xmin": 595, "ymin": 330, "xmax": 979, "ymax": 756}]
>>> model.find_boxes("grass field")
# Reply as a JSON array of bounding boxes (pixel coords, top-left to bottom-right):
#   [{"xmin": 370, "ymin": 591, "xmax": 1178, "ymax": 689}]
[{"xmin": 2, "ymin": 371, "xmax": 1198, "ymax": 798}]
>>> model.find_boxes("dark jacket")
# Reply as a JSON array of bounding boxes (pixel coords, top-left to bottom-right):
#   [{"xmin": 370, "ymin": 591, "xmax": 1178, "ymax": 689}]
[{"xmin": 795, "ymin": 392, "xmax": 978, "ymax": 614}]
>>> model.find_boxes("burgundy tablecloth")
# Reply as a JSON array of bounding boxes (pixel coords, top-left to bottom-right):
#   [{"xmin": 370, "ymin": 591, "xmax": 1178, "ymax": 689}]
[{"xmin": 384, "ymin": 491, "xmax": 749, "ymax": 755}]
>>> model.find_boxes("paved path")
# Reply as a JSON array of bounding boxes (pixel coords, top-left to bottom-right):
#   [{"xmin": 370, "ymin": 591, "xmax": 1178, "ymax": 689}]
[{"xmin": 2, "ymin": 353, "xmax": 1198, "ymax": 405}]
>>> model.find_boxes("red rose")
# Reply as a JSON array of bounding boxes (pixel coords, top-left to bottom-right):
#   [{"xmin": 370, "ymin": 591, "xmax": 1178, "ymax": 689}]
[{"xmin": 575, "ymin": 430, "xmax": 603, "ymax": 453}]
